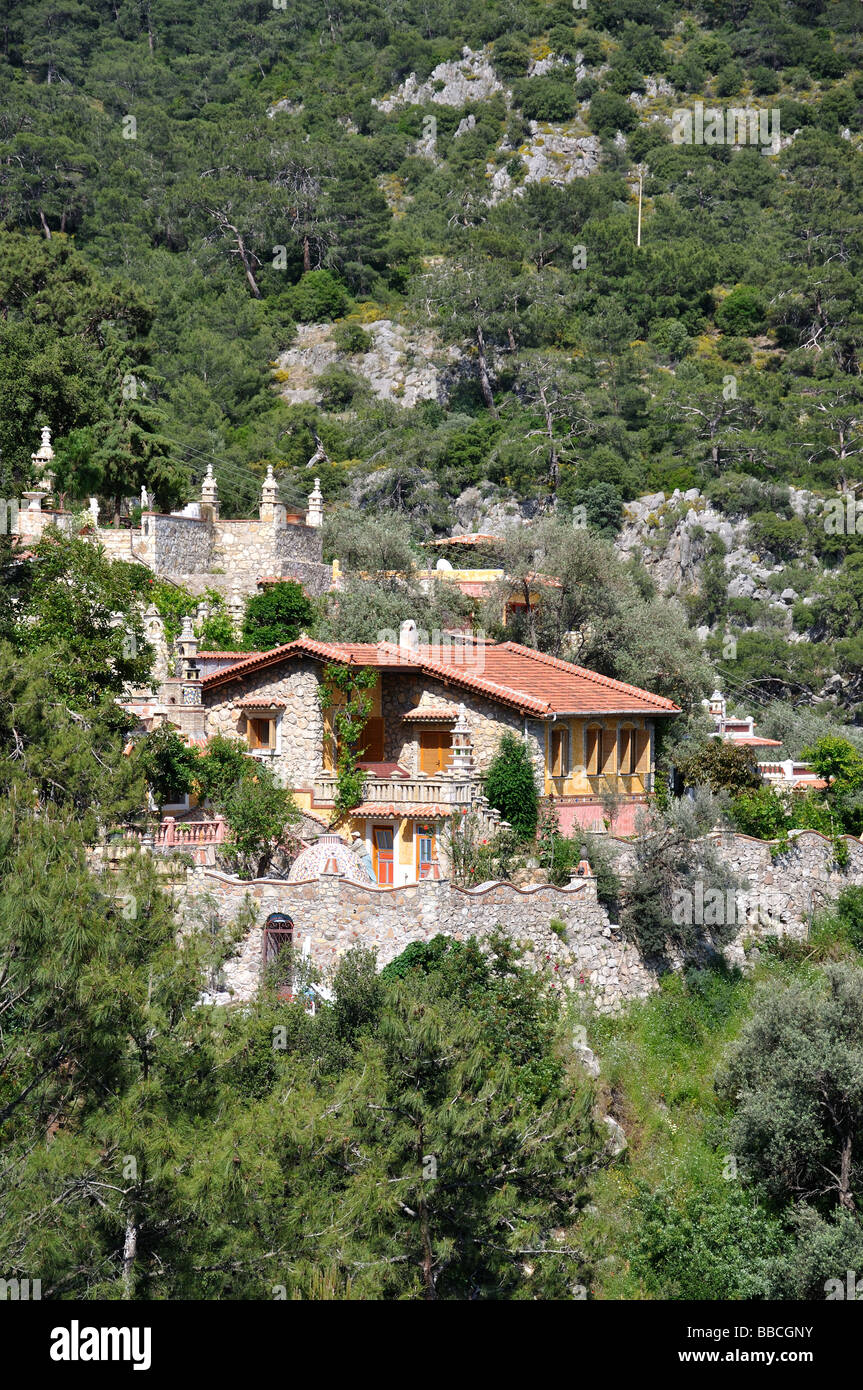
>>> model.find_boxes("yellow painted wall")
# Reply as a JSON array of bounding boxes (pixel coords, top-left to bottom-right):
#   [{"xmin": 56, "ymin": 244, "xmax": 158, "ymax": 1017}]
[
  {"xmin": 544, "ymin": 717, "xmax": 652, "ymax": 796},
  {"xmin": 398, "ymin": 818, "xmax": 413, "ymax": 867}
]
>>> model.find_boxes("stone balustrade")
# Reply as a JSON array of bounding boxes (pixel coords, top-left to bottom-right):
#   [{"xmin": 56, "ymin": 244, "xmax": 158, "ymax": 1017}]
[{"xmin": 312, "ymin": 772, "xmax": 475, "ymax": 807}]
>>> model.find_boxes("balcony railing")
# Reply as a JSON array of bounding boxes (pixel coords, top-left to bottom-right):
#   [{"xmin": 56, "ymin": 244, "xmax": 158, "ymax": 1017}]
[
  {"xmin": 312, "ymin": 772, "xmax": 474, "ymax": 808},
  {"xmin": 119, "ymin": 816, "xmax": 228, "ymax": 847}
]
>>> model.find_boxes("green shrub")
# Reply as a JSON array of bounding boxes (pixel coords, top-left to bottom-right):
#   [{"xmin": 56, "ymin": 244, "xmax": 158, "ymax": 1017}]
[
  {"xmin": 730, "ymin": 785, "xmax": 789, "ymax": 841},
  {"xmin": 333, "ymin": 321, "xmax": 372, "ymax": 354},
  {"xmin": 748, "ymin": 511, "xmax": 808, "ymax": 561},
  {"xmin": 515, "ymin": 77, "xmax": 577, "ymax": 122},
  {"xmin": 491, "ymin": 35, "xmax": 531, "ymax": 80},
  {"xmin": 316, "ymin": 364, "xmax": 367, "ymax": 409},
  {"xmin": 714, "ymin": 62, "xmax": 744, "ymax": 98},
  {"xmin": 750, "ymin": 65, "xmax": 780, "ymax": 96},
  {"xmin": 242, "ymin": 581, "xmax": 316, "ymax": 650},
  {"xmin": 716, "ymin": 285, "xmax": 766, "ymax": 336},
  {"xmin": 588, "ymin": 91, "xmax": 636, "ymax": 135},
  {"xmin": 720, "ymin": 337, "xmax": 751, "ymax": 364},
  {"xmin": 286, "ymin": 269, "xmax": 350, "ymax": 323},
  {"xmin": 484, "ymin": 733, "xmax": 540, "ymax": 841}
]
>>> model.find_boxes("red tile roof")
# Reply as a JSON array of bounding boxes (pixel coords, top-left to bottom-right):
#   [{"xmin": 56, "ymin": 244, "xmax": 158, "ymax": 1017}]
[
  {"xmin": 235, "ymin": 696, "xmax": 287, "ymax": 709},
  {"xmin": 198, "ymin": 651, "xmax": 261, "ymax": 661},
  {"xmin": 202, "ymin": 635, "xmax": 680, "ymax": 718},
  {"xmin": 402, "ymin": 705, "xmax": 460, "ymax": 722}
]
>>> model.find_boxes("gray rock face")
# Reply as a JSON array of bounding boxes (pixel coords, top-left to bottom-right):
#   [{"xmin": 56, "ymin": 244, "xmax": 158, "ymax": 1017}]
[
  {"xmin": 603, "ymin": 1115, "xmax": 627, "ymax": 1157},
  {"xmin": 274, "ymin": 319, "xmax": 457, "ymax": 410},
  {"xmin": 615, "ymin": 485, "xmax": 823, "ymax": 616},
  {"xmin": 373, "ymin": 46, "xmax": 507, "ymax": 112},
  {"xmin": 575, "ymin": 1043, "xmax": 601, "ymax": 1079}
]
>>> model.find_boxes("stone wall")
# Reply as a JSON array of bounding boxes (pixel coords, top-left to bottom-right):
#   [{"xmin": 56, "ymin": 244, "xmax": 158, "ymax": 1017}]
[
  {"xmin": 92, "ymin": 513, "xmax": 330, "ymax": 601},
  {"xmin": 380, "ymin": 672, "xmax": 545, "ymax": 777},
  {"xmin": 605, "ymin": 828, "xmax": 863, "ymax": 938},
  {"xmin": 152, "ymin": 515, "xmax": 214, "ymax": 574},
  {"xmin": 203, "ymin": 657, "xmax": 324, "ymax": 788},
  {"xmin": 175, "ymin": 869, "xmax": 656, "ymax": 1011},
  {"xmin": 169, "ymin": 827, "xmax": 863, "ymax": 1015}
]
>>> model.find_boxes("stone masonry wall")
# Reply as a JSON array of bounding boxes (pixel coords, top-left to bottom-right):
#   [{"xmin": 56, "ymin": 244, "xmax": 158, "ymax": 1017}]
[
  {"xmin": 380, "ymin": 672, "xmax": 545, "ymax": 778},
  {"xmin": 94, "ymin": 514, "xmax": 329, "ymax": 601},
  {"xmin": 171, "ymin": 828, "xmax": 863, "ymax": 1015},
  {"xmin": 174, "ymin": 870, "xmax": 656, "ymax": 1012},
  {"xmin": 203, "ymin": 657, "xmax": 324, "ymax": 788},
  {"xmin": 152, "ymin": 515, "xmax": 214, "ymax": 574},
  {"xmin": 604, "ymin": 828, "xmax": 863, "ymax": 940}
]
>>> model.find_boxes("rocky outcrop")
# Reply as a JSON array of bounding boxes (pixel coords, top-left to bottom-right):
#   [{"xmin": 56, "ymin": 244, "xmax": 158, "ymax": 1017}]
[
  {"xmin": 274, "ymin": 319, "xmax": 457, "ymax": 409},
  {"xmin": 615, "ymin": 485, "xmax": 821, "ymax": 615},
  {"xmin": 373, "ymin": 46, "xmax": 508, "ymax": 113},
  {"xmin": 487, "ymin": 121, "xmax": 601, "ymax": 202}
]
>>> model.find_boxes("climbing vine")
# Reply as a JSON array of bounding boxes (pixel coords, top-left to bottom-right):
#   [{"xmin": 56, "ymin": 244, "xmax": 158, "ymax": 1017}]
[{"xmin": 318, "ymin": 663, "xmax": 378, "ymax": 820}]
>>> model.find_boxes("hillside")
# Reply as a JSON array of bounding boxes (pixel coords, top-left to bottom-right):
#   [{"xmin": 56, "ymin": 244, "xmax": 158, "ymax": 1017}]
[{"xmin": 2, "ymin": 0, "xmax": 863, "ymax": 720}]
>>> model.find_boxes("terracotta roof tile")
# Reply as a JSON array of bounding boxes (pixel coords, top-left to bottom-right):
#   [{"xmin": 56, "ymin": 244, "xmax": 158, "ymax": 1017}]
[
  {"xmin": 202, "ymin": 635, "xmax": 679, "ymax": 718},
  {"xmin": 402, "ymin": 705, "xmax": 461, "ymax": 722},
  {"xmin": 235, "ymin": 696, "xmax": 287, "ymax": 709},
  {"xmin": 351, "ymin": 803, "xmax": 460, "ymax": 819}
]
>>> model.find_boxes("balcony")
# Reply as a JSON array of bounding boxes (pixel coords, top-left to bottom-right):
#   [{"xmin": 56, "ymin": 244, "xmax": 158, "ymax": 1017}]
[{"xmin": 312, "ymin": 769, "xmax": 474, "ymax": 811}]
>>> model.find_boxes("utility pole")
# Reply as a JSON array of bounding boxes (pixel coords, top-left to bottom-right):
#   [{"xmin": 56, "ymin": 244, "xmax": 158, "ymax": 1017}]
[{"xmin": 636, "ymin": 164, "xmax": 644, "ymax": 248}]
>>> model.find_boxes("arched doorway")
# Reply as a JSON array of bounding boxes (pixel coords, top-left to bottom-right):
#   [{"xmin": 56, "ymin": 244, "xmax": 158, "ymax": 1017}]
[{"xmin": 262, "ymin": 913, "xmax": 294, "ymax": 1000}]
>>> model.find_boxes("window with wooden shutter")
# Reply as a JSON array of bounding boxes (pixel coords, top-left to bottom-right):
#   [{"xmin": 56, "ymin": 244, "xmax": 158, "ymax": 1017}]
[
  {"xmin": 585, "ymin": 726, "xmax": 601, "ymax": 776},
  {"xmin": 248, "ymin": 716, "xmax": 274, "ymax": 750},
  {"xmin": 635, "ymin": 727, "xmax": 651, "ymax": 775},
  {"xmin": 358, "ymin": 715, "xmax": 385, "ymax": 762},
  {"xmin": 550, "ymin": 726, "xmax": 570, "ymax": 777},
  {"xmin": 420, "ymin": 729, "xmax": 452, "ymax": 774},
  {"xmin": 601, "ymin": 727, "xmax": 617, "ymax": 775},
  {"xmin": 620, "ymin": 726, "xmax": 636, "ymax": 775}
]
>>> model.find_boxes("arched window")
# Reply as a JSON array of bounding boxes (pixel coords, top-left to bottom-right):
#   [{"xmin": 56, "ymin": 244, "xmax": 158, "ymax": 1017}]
[
  {"xmin": 585, "ymin": 725, "xmax": 602, "ymax": 777},
  {"xmin": 263, "ymin": 913, "xmax": 294, "ymax": 966},
  {"xmin": 619, "ymin": 725, "xmax": 637, "ymax": 776}
]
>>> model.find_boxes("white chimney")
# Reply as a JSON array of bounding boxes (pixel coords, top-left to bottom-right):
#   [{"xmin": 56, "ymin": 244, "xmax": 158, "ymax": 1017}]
[{"xmin": 399, "ymin": 618, "xmax": 419, "ymax": 656}]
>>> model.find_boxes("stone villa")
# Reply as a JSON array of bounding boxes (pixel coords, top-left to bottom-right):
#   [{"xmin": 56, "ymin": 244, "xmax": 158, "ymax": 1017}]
[{"xmin": 148, "ymin": 616, "xmax": 680, "ymax": 885}]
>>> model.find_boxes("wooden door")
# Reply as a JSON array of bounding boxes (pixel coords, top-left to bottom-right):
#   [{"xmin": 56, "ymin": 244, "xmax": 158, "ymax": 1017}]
[
  {"xmin": 359, "ymin": 715, "xmax": 385, "ymax": 762},
  {"xmin": 373, "ymin": 826, "xmax": 394, "ymax": 884},
  {"xmin": 420, "ymin": 729, "xmax": 452, "ymax": 774}
]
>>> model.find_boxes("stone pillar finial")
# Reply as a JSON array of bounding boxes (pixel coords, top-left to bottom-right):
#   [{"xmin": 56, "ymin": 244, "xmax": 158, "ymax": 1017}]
[
  {"xmin": 306, "ymin": 476, "xmax": 323, "ymax": 528},
  {"xmin": 228, "ymin": 587, "xmax": 244, "ymax": 625},
  {"xmin": 178, "ymin": 615, "xmax": 199, "ymax": 680},
  {"xmin": 260, "ymin": 464, "xmax": 279, "ymax": 522},
  {"xmin": 31, "ymin": 424, "xmax": 56, "ymax": 494},
  {"xmin": 451, "ymin": 702, "xmax": 474, "ymax": 777},
  {"xmin": 201, "ymin": 463, "xmax": 219, "ymax": 521}
]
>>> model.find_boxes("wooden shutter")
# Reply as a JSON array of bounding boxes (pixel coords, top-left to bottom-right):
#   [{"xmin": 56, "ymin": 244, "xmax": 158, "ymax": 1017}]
[
  {"xmin": 420, "ymin": 730, "xmax": 451, "ymax": 774},
  {"xmin": 359, "ymin": 715, "xmax": 385, "ymax": 762},
  {"xmin": 586, "ymin": 727, "xmax": 600, "ymax": 776},
  {"xmin": 551, "ymin": 728, "xmax": 569, "ymax": 777},
  {"xmin": 635, "ymin": 727, "xmax": 651, "ymax": 776},
  {"xmin": 620, "ymin": 727, "xmax": 635, "ymax": 775},
  {"xmin": 601, "ymin": 728, "xmax": 617, "ymax": 775}
]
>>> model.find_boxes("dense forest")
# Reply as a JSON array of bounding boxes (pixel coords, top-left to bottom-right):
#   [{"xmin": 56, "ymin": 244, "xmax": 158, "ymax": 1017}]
[{"xmin": 3, "ymin": 0, "xmax": 863, "ymax": 717}]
